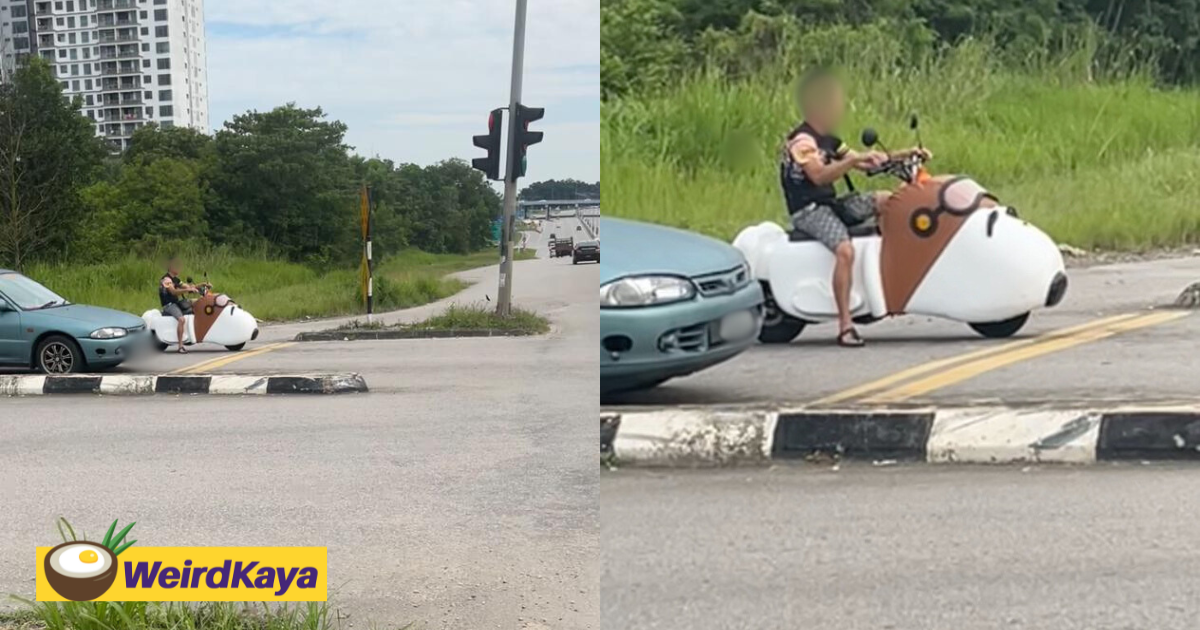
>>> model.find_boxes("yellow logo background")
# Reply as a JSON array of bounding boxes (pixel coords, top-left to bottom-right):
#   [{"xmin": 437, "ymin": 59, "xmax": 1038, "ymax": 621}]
[{"xmin": 36, "ymin": 547, "xmax": 327, "ymax": 602}]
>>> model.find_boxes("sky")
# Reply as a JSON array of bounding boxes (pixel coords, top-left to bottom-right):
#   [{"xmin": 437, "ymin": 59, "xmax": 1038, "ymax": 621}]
[{"xmin": 204, "ymin": 0, "xmax": 599, "ymax": 184}]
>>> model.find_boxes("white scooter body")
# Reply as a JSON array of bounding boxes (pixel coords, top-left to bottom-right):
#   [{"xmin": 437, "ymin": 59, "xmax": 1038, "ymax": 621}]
[
  {"xmin": 734, "ymin": 175, "xmax": 1066, "ymax": 337},
  {"xmin": 142, "ymin": 293, "xmax": 259, "ymax": 350}
]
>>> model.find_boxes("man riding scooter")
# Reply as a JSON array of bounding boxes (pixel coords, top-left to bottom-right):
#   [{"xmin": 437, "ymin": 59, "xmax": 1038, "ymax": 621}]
[
  {"xmin": 158, "ymin": 256, "xmax": 209, "ymax": 354},
  {"xmin": 779, "ymin": 68, "xmax": 929, "ymax": 347}
]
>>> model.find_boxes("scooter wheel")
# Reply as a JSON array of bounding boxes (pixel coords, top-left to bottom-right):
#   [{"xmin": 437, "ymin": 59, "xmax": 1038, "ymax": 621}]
[
  {"xmin": 758, "ymin": 316, "xmax": 805, "ymax": 344},
  {"xmin": 969, "ymin": 312, "xmax": 1029, "ymax": 338},
  {"xmin": 225, "ymin": 343, "xmax": 246, "ymax": 352},
  {"xmin": 153, "ymin": 337, "xmax": 169, "ymax": 352}
]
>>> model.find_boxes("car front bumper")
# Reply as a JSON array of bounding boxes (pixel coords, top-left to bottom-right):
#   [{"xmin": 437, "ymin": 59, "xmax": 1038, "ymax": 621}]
[
  {"xmin": 600, "ymin": 281, "xmax": 764, "ymax": 393},
  {"xmin": 77, "ymin": 329, "xmax": 150, "ymax": 367}
]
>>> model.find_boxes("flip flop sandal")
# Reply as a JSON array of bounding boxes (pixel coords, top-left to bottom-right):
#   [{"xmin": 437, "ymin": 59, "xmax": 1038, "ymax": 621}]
[
  {"xmin": 178, "ymin": 346, "xmax": 189, "ymax": 354},
  {"xmin": 837, "ymin": 327, "xmax": 865, "ymax": 348}
]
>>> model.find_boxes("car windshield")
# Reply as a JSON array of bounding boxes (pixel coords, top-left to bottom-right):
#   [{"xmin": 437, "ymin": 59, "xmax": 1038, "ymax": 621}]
[
  {"xmin": 578, "ymin": 241, "xmax": 598, "ymax": 247},
  {"xmin": 0, "ymin": 273, "xmax": 69, "ymax": 310}
]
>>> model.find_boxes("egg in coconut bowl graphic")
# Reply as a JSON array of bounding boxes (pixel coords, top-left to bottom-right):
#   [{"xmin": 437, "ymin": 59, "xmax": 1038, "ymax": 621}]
[{"xmin": 44, "ymin": 519, "xmax": 136, "ymax": 601}]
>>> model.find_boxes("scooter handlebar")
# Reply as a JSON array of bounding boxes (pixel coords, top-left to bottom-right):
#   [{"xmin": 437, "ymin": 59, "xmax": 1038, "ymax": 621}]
[{"xmin": 864, "ymin": 154, "xmax": 927, "ymax": 180}]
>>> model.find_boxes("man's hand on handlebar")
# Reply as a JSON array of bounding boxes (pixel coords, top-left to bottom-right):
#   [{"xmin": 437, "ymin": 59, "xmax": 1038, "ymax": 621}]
[
  {"xmin": 894, "ymin": 146, "xmax": 932, "ymax": 161},
  {"xmin": 851, "ymin": 150, "xmax": 888, "ymax": 171}
]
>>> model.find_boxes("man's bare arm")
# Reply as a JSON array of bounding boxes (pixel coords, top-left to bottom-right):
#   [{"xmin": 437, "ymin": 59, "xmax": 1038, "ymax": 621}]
[{"xmin": 791, "ymin": 135, "xmax": 866, "ymax": 185}]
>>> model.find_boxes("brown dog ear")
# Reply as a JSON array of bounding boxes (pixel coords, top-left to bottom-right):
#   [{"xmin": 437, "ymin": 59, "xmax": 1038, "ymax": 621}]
[{"xmin": 879, "ymin": 177, "xmax": 971, "ymax": 313}]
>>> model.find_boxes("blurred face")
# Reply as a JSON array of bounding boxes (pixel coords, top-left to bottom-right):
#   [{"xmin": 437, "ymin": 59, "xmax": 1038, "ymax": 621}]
[{"xmin": 802, "ymin": 77, "xmax": 845, "ymax": 130}]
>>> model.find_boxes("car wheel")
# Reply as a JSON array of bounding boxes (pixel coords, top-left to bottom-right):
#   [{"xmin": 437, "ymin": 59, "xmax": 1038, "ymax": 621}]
[
  {"xmin": 969, "ymin": 312, "xmax": 1029, "ymax": 338},
  {"xmin": 36, "ymin": 335, "xmax": 84, "ymax": 374},
  {"xmin": 153, "ymin": 334, "xmax": 169, "ymax": 352},
  {"xmin": 225, "ymin": 343, "xmax": 246, "ymax": 352}
]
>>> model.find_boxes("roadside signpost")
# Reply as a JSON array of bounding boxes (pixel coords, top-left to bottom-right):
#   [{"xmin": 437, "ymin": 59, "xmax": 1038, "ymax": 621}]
[{"xmin": 360, "ymin": 185, "xmax": 374, "ymax": 323}]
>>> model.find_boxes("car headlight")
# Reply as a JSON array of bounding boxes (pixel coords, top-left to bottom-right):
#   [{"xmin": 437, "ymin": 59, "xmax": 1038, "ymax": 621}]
[
  {"xmin": 89, "ymin": 327, "xmax": 128, "ymax": 339},
  {"xmin": 600, "ymin": 276, "xmax": 696, "ymax": 308}
]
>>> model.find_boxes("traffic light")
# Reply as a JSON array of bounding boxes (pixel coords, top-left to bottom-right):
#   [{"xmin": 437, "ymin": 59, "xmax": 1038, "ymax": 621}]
[
  {"xmin": 472, "ymin": 108, "xmax": 504, "ymax": 180},
  {"xmin": 508, "ymin": 103, "xmax": 544, "ymax": 182}
]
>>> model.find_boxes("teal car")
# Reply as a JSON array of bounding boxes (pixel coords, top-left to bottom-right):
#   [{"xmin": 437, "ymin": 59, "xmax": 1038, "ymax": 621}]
[
  {"xmin": 601, "ymin": 218, "xmax": 764, "ymax": 394},
  {"xmin": 0, "ymin": 270, "xmax": 147, "ymax": 373}
]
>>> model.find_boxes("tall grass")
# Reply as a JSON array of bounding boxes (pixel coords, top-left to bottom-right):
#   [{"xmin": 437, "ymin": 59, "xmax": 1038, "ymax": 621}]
[
  {"xmin": 602, "ymin": 35, "xmax": 1200, "ymax": 249},
  {"xmin": 25, "ymin": 247, "xmax": 517, "ymax": 322},
  {"xmin": 4, "ymin": 600, "xmax": 344, "ymax": 630}
]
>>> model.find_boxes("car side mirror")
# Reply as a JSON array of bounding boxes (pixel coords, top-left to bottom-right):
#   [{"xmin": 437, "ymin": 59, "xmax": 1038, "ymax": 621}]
[{"xmin": 861, "ymin": 128, "xmax": 878, "ymax": 147}]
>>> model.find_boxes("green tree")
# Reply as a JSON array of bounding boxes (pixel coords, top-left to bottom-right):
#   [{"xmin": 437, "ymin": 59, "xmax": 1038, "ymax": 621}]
[
  {"xmin": 0, "ymin": 58, "xmax": 105, "ymax": 269},
  {"xmin": 601, "ymin": 0, "xmax": 688, "ymax": 98},
  {"xmin": 125, "ymin": 124, "xmax": 215, "ymax": 164},
  {"xmin": 519, "ymin": 179, "xmax": 600, "ymax": 200},
  {"xmin": 209, "ymin": 104, "xmax": 357, "ymax": 263},
  {"xmin": 75, "ymin": 158, "xmax": 207, "ymax": 259}
]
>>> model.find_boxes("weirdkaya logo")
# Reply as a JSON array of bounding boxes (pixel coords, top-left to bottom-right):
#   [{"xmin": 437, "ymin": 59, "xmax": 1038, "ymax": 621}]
[
  {"xmin": 41, "ymin": 519, "xmax": 137, "ymax": 601},
  {"xmin": 124, "ymin": 559, "xmax": 319, "ymax": 595},
  {"xmin": 37, "ymin": 519, "xmax": 327, "ymax": 602}
]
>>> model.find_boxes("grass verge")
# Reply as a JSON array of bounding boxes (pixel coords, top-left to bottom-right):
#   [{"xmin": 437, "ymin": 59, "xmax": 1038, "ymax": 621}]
[
  {"xmin": 0, "ymin": 599, "xmax": 409, "ymax": 630},
  {"xmin": 26, "ymin": 248, "xmax": 530, "ymax": 322},
  {"xmin": 602, "ymin": 37, "xmax": 1200, "ymax": 250},
  {"xmin": 336, "ymin": 303, "xmax": 550, "ymax": 335}
]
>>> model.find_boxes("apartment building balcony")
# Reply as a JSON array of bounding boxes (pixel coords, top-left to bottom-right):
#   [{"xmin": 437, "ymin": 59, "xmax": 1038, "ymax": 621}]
[
  {"xmin": 103, "ymin": 122, "xmax": 142, "ymax": 138},
  {"xmin": 98, "ymin": 50, "xmax": 141, "ymax": 60},
  {"xmin": 100, "ymin": 94, "xmax": 142, "ymax": 106},
  {"xmin": 97, "ymin": 32, "xmax": 140, "ymax": 43},
  {"xmin": 100, "ymin": 64, "xmax": 141, "ymax": 76},
  {"xmin": 97, "ymin": 0, "xmax": 137, "ymax": 9},
  {"xmin": 99, "ymin": 78, "xmax": 141, "ymax": 91},
  {"xmin": 101, "ymin": 112, "xmax": 144, "ymax": 123},
  {"xmin": 95, "ymin": 16, "xmax": 139, "ymax": 28}
]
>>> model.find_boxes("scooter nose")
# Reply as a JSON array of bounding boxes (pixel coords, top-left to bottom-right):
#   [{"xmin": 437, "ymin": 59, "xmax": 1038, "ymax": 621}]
[{"xmin": 1045, "ymin": 271, "xmax": 1068, "ymax": 307}]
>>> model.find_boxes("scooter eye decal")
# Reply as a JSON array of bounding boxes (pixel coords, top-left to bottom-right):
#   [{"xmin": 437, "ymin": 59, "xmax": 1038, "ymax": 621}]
[{"xmin": 910, "ymin": 208, "xmax": 939, "ymax": 238}]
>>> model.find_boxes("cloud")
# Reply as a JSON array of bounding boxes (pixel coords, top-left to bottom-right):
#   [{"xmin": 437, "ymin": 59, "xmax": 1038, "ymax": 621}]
[{"xmin": 204, "ymin": 0, "xmax": 598, "ymax": 182}]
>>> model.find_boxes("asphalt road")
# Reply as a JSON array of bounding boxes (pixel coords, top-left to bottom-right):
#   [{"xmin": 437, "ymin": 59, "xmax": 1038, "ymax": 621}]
[
  {"xmin": 603, "ymin": 464, "xmax": 1200, "ymax": 630},
  {"xmin": 605, "ymin": 255, "xmax": 1200, "ymax": 408},
  {"xmin": 0, "ymin": 216, "xmax": 599, "ymax": 630}
]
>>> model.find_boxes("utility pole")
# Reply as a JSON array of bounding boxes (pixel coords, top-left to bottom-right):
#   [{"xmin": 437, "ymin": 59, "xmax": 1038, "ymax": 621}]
[{"xmin": 495, "ymin": 0, "xmax": 528, "ymax": 317}]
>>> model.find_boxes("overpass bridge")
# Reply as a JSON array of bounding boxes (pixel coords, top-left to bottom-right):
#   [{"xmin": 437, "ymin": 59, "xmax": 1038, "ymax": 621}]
[{"xmin": 519, "ymin": 199, "xmax": 600, "ymax": 219}]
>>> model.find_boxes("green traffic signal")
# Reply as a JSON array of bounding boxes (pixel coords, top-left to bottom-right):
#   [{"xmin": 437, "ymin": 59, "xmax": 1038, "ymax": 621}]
[{"xmin": 509, "ymin": 103, "xmax": 544, "ymax": 182}]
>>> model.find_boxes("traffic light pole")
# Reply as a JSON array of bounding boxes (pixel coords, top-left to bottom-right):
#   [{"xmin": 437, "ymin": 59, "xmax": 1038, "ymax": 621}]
[{"xmin": 496, "ymin": 0, "xmax": 527, "ymax": 317}]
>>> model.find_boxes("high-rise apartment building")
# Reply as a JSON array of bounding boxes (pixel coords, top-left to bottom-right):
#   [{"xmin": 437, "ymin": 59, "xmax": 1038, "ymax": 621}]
[{"xmin": 0, "ymin": 0, "xmax": 208, "ymax": 151}]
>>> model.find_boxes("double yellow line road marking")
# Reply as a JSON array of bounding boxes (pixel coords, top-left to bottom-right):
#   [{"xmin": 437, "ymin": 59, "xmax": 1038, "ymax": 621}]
[
  {"xmin": 170, "ymin": 342, "xmax": 296, "ymax": 375},
  {"xmin": 813, "ymin": 310, "xmax": 1189, "ymax": 406}
]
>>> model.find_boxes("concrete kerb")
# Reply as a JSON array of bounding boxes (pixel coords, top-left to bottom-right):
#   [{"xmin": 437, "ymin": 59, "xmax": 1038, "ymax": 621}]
[
  {"xmin": 602, "ymin": 404, "xmax": 1200, "ymax": 466},
  {"xmin": 0, "ymin": 373, "xmax": 368, "ymax": 396}
]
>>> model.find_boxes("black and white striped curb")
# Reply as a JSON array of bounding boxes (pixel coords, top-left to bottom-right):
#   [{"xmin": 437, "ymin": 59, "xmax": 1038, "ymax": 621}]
[
  {"xmin": 601, "ymin": 406, "xmax": 1200, "ymax": 466},
  {"xmin": 0, "ymin": 373, "xmax": 368, "ymax": 396}
]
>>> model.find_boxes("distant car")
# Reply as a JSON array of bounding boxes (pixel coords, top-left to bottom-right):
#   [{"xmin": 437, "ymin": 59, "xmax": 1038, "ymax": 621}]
[
  {"xmin": 0, "ymin": 270, "xmax": 148, "ymax": 373},
  {"xmin": 573, "ymin": 240, "xmax": 600, "ymax": 265},
  {"xmin": 600, "ymin": 218, "xmax": 764, "ymax": 394}
]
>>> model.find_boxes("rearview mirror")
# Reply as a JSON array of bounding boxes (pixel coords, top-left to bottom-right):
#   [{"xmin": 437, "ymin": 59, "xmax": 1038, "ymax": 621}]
[
  {"xmin": 861, "ymin": 128, "xmax": 878, "ymax": 147},
  {"xmin": 909, "ymin": 114, "xmax": 919, "ymax": 130}
]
